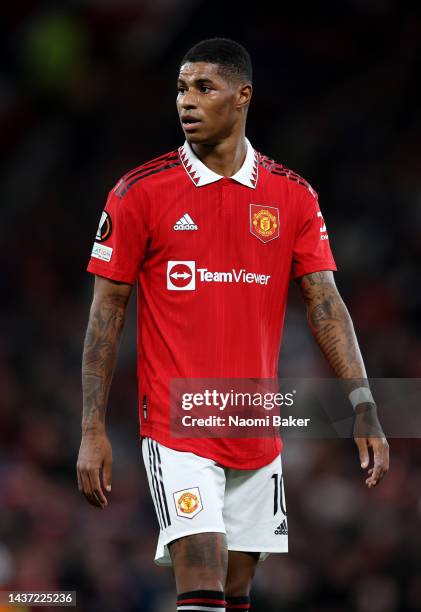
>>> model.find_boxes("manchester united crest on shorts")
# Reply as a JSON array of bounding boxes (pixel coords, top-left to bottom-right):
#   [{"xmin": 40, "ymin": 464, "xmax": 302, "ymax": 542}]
[
  {"xmin": 250, "ymin": 205, "xmax": 280, "ymax": 243},
  {"xmin": 173, "ymin": 487, "xmax": 203, "ymax": 519}
]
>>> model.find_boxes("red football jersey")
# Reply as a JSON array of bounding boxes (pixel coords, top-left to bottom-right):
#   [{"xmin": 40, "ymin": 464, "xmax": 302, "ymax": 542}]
[{"xmin": 87, "ymin": 139, "xmax": 337, "ymax": 469}]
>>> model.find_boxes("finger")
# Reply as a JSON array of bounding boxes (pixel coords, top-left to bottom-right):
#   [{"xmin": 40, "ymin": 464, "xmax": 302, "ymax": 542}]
[
  {"xmin": 367, "ymin": 464, "xmax": 387, "ymax": 486},
  {"xmin": 355, "ymin": 438, "xmax": 370, "ymax": 468},
  {"xmin": 80, "ymin": 466, "xmax": 103, "ymax": 507},
  {"xmin": 87, "ymin": 471, "xmax": 107, "ymax": 508},
  {"xmin": 366, "ymin": 469, "xmax": 384, "ymax": 487},
  {"xmin": 366, "ymin": 467, "xmax": 381, "ymax": 487},
  {"xmin": 87, "ymin": 467, "xmax": 108, "ymax": 507},
  {"xmin": 381, "ymin": 438, "xmax": 390, "ymax": 472},
  {"xmin": 80, "ymin": 469, "xmax": 98, "ymax": 506},
  {"xmin": 368, "ymin": 440, "xmax": 389, "ymax": 485},
  {"xmin": 77, "ymin": 464, "xmax": 90, "ymax": 496},
  {"xmin": 103, "ymin": 458, "xmax": 112, "ymax": 493},
  {"xmin": 76, "ymin": 466, "xmax": 82, "ymax": 492},
  {"xmin": 365, "ymin": 460, "xmax": 385, "ymax": 487}
]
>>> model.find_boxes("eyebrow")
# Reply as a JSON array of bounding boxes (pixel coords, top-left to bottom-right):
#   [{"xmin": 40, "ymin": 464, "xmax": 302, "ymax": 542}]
[{"xmin": 177, "ymin": 77, "xmax": 216, "ymax": 86}]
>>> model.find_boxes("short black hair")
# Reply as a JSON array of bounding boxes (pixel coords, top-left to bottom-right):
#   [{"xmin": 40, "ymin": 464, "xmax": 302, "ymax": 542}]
[{"xmin": 181, "ymin": 38, "xmax": 252, "ymax": 84}]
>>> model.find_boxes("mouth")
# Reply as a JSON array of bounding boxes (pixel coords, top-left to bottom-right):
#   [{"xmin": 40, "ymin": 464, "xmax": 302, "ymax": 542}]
[{"xmin": 181, "ymin": 115, "xmax": 202, "ymax": 132}]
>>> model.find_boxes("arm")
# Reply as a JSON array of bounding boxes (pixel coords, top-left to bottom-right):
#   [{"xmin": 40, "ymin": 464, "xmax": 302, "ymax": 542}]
[
  {"xmin": 296, "ymin": 270, "xmax": 389, "ymax": 487},
  {"xmin": 77, "ymin": 275, "xmax": 132, "ymax": 508}
]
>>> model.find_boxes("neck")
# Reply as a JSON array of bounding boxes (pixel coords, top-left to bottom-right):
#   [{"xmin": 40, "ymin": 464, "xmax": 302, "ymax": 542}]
[{"xmin": 191, "ymin": 128, "xmax": 247, "ymax": 178}]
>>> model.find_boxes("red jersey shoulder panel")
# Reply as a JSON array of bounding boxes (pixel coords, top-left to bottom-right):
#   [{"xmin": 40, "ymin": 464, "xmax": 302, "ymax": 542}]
[
  {"xmin": 113, "ymin": 150, "xmax": 181, "ymax": 199},
  {"xmin": 257, "ymin": 152, "xmax": 318, "ymax": 199}
]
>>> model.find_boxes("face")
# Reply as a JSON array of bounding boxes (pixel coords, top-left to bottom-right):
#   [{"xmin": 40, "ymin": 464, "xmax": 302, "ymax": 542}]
[{"xmin": 176, "ymin": 62, "xmax": 251, "ymax": 145}]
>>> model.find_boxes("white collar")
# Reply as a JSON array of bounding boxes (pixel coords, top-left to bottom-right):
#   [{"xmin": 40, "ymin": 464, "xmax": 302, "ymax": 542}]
[{"xmin": 178, "ymin": 138, "xmax": 258, "ymax": 188}]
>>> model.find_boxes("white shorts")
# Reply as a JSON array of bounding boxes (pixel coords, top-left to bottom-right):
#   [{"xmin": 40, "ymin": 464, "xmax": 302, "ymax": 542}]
[{"xmin": 142, "ymin": 437, "xmax": 288, "ymax": 565}]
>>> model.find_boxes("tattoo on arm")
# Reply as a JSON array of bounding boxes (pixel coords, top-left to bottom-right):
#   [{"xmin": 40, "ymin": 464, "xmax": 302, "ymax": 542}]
[
  {"xmin": 297, "ymin": 272, "xmax": 367, "ymax": 379},
  {"xmin": 82, "ymin": 292, "xmax": 128, "ymax": 433}
]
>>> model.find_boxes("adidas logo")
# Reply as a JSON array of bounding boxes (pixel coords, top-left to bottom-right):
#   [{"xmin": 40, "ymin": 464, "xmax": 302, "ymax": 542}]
[
  {"xmin": 274, "ymin": 519, "xmax": 288, "ymax": 535},
  {"xmin": 174, "ymin": 213, "xmax": 198, "ymax": 231}
]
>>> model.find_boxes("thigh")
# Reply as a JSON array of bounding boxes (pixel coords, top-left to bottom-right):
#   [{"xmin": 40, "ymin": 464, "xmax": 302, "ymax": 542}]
[
  {"xmin": 169, "ymin": 532, "xmax": 228, "ymax": 593},
  {"xmin": 224, "ymin": 453, "xmax": 288, "ymax": 560},
  {"xmin": 142, "ymin": 437, "xmax": 227, "ymax": 565}
]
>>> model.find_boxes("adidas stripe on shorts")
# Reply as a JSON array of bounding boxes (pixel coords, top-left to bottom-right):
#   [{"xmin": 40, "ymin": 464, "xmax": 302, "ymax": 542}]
[{"xmin": 142, "ymin": 437, "xmax": 288, "ymax": 565}]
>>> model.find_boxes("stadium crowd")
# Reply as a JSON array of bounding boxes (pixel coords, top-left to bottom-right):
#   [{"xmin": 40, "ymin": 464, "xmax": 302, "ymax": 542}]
[{"xmin": 1, "ymin": 1, "xmax": 421, "ymax": 611}]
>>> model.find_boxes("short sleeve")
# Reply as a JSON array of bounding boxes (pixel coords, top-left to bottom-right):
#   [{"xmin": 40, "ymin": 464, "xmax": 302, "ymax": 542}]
[
  {"xmin": 291, "ymin": 187, "xmax": 337, "ymax": 279},
  {"xmin": 87, "ymin": 183, "xmax": 149, "ymax": 284}
]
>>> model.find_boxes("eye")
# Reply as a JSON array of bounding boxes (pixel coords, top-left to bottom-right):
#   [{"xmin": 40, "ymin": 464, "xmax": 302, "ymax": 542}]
[
  {"xmin": 177, "ymin": 86, "xmax": 186, "ymax": 94},
  {"xmin": 200, "ymin": 85, "xmax": 211, "ymax": 93}
]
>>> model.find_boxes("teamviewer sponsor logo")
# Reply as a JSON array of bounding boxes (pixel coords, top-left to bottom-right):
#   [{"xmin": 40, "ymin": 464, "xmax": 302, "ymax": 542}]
[
  {"xmin": 167, "ymin": 261, "xmax": 196, "ymax": 290},
  {"xmin": 167, "ymin": 261, "xmax": 270, "ymax": 290},
  {"xmin": 197, "ymin": 268, "xmax": 270, "ymax": 285}
]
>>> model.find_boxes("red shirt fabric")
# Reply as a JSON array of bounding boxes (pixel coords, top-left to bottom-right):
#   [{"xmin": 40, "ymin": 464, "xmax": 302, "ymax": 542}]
[{"xmin": 87, "ymin": 139, "xmax": 337, "ymax": 469}]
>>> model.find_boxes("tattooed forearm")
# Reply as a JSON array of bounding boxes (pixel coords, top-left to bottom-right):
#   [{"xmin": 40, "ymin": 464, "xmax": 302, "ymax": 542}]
[
  {"xmin": 310, "ymin": 300, "xmax": 334, "ymax": 326},
  {"xmin": 82, "ymin": 292, "xmax": 128, "ymax": 434},
  {"xmin": 297, "ymin": 272, "xmax": 367, "ymax": 379}
]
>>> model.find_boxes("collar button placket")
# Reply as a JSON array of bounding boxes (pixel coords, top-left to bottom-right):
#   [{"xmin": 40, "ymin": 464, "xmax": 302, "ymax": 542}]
[{"xmin": 220, "ymin": 178, "xmax": 232, "ymax": 214}]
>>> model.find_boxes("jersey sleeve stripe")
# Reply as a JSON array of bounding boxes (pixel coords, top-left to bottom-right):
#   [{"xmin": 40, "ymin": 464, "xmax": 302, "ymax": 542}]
[
  {"xmin": 116, "ymin": 161, "xmax": 181, "ymax": 198},
  {"xmin": 270, "ymin": 170, "xmax": 309, "ymax": 188},
  {"xmin": 258, "ymin": 157, "xmax": 316, "ymax": 195},
  {"xmin": 120, "ymin": 151, "xmax": 178, "ymax": 182},
  {"xmin": 115, "ymin": 154, "xmax": 179, "ymax": 192}
]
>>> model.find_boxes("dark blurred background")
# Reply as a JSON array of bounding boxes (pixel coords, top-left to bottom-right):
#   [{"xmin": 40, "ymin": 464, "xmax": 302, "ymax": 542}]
[{"xmin": 1, "ymin": 1, "xmax": 421, "ymax": 611}]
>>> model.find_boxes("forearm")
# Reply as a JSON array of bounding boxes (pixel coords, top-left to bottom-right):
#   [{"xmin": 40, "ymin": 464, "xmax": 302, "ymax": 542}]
[
  {"xmin": 310, "ymin": 295, "xmax": 365, "ymax": 379},
  {"xmin": 82, "ymin": 293, "xmax": 127, "ymax": 435},
  {"xmin": 299, "ymin": 272, "xmax": 367, "ymax": 381},
  {"xmin": 297, "ymin": 273, "xmax": 388, "ymax": 483}
]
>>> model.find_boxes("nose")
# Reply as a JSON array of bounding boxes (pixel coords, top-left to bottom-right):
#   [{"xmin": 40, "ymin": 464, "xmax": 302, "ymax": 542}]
[{"xmin": 180, "ymin": 90, "xmax": 198, "ymax": 110}]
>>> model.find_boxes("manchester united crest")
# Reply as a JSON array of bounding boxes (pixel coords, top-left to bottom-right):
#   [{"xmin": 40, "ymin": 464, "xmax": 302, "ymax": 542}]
[
  {"xmin": 173, "ymin": 487, "xmax": 203, "ymax": 519},
  {"xmin": 178, "ymin": 492, "xmax": 198, "ymax": 513},
  {"xmin": 250, "ymin": 205, "xmax": 280, "ymax": 243}
]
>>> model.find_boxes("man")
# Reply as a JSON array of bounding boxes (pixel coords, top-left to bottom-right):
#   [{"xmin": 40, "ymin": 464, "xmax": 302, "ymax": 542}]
[{"xmin": 77, "ymin": 38, "xmax": 389, "ymax": 612}]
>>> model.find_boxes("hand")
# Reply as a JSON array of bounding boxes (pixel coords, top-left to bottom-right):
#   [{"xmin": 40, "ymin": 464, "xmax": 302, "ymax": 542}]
[
  {"xmin": 77, "ymin": 430, "xmax": 112, "ymax": 508},
  {"xmin": 353, "ymin": 404, "xmax": 389, "ymax": 488}
]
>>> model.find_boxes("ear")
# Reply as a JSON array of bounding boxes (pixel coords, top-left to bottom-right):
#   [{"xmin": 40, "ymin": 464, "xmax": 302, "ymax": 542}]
[{"xmin": 237, "ymin": 83, "xmax": 252, "ymax": 110}]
